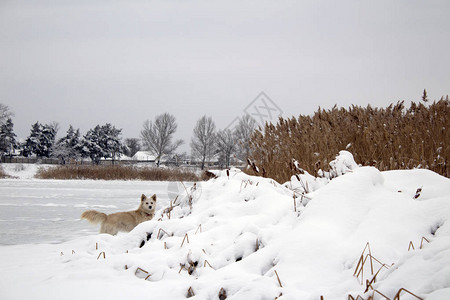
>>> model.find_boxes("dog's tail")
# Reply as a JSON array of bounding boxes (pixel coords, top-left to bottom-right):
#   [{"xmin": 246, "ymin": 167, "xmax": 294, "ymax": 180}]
[{"xmin": 81, "ymin": 210, "xmax": 107, "ymax": 224}]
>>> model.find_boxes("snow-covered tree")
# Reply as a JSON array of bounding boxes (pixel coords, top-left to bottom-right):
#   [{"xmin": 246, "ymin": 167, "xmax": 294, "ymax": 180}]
[
  {"xmin": 52, "ymin": 125, "xmax": 83, "ymax": 163},
  {"xmin": 191, "ymin": 115, "xmax": 216, "ymax": 170},
  {"xmin": 82, "ymin": 125, "xmax": 104, "ymax": 164},
  {"xmin": 22, "ymin": 122, "xmax": 39, "ymax": 157},
  {"xmin": 0, "ymin": 118, "xmax": 17, "ymax": 156},
  {"xmin": 82, "ymin": 124, "xmax": 123, "ymax": 164},
  {"xmin": 23, "ymin": 122, "xmax": 56, "ymax": 158},
  {"xmin": 101, "ymin": 123, "xmax": 122, "ymax": 163},
  {"xmin": 40, "ymin": 124, "xmax": 57, "ymax": 157},
  {"xmin": 140, "ymin": 113, "xmax": 183, "ymax": 166}
]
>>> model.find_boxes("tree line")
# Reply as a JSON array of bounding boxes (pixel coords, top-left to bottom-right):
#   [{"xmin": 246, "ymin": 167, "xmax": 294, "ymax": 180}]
[
  {"xmin": 0, "ymin": 105, "xmax": 256, "ymax": 168},
  {"xmin": 1, "ymin": 118, "xmax": 124, "ymax": 165},
  {"xmin": 2, "ymin": 90, "xmax": 448, "ymax": 177}
]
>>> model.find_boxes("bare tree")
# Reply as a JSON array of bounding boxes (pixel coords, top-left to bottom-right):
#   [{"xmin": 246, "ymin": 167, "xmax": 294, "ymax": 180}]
[
  {"xmin": 140, "ymin": 113, "xmax": 183, "ymax": 166},
  {"xmin": 216, "ymin": 129, "xmax": 237, "ymax": 168},
  {"xmin": 234, "ymin": 114, "xmax": 257, "ymax": 161},
  {"xmin": 0, "ymin": 104, "xmax": 13, "ymax": 126},
  {"xmin": 49, "ymin": 121, "xmax": 60, "ymax": 137},
  {"xmin": 124, "ymin": 138, "xmax": 141, "ymax": 158},
  {"xmin": 191, "ymin": 115, "xmax": 216, "ymax": 170}
]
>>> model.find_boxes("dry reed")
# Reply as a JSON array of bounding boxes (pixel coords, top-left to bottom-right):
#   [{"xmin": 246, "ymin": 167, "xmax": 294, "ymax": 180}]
[
  {"xmin": 249, "ymin": 99, "xmax": 449, "ymax": 183},
  {"xmin": 35, "ymin": 165, "xmax": 200, "ymax": 181},
  {"xmin": 274, "ymin": 270, "xmax": 283, "ymax": 288},
  {"xmin": 187, "ymin": 287, "xmax": 195, "ymax": 298},
  {"xmin": 180, "ymin": 233, "xmax": 190, "ymax": 248},
  {"xmin": 218, "ymin": 288, "xmax": 227, "ymax": 300}
]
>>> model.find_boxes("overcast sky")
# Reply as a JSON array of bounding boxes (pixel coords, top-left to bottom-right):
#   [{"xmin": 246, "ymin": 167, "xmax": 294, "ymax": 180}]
[{"xmin": 1, "ymin": 0, "xmax": 449, "ymax": 153}]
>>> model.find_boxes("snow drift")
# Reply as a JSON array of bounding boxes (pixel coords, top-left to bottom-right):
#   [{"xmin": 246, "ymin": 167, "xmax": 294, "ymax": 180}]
[{"xmin": 1, "ymin": 155, "xmax": 450, "ymax": 299}]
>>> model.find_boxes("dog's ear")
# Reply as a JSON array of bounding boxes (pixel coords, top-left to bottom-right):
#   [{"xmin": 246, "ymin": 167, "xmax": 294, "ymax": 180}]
[
  {"xmin": 151, "ymin": 194, "xmax": 156, "ymax": 201},
  {"xmin": 141, "ymin": 194, "xmax": 147, "ymax": 202}
]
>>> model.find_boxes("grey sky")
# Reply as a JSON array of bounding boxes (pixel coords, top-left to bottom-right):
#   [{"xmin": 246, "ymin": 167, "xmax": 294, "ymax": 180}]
[{"xmin": 1, "ymin": 0, "xmax": 449, "ymax": 153}]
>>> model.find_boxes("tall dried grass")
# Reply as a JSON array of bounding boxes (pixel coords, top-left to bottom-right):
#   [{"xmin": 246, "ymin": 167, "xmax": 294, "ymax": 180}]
[
  {"xmin": 35, "ymin": 165, "xmax": 200, "ymax": 181},
  {"xmin": 249, "ymin": 99, "xmax": 449, "ymax": 183}
]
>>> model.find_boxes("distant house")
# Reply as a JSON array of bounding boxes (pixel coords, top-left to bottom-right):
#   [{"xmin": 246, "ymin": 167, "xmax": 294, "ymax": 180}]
[
  {"xmin": 132, "ymin": 151, "xmax": 157, "ymax": 162},
  {"xmin": 100, "ymin": 153, "xmax": 131, "ymax": 162}
]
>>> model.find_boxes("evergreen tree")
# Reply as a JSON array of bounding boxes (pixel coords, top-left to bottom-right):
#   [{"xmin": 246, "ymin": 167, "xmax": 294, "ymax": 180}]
[
  {"xmin": 23, "ymin": 122, "xmax": 56, "ymax": 158},
  {"xmin": 82, "ymin": 125, "xmax": 104, "ymax": 164},
  {"xmin": 23, "ymin": 122, "xmax": 42, "ymax": 157},
  {"xmin": 0, "ymin": 118, "xmax": 17, "ymax": 156},
  {"xmin": 39, "ymin": 123, "xmax": 56, "ymax": 157},
  {"xmin": 101, "ymin": 123, "xmax": 123, "ymax": 163},
  {"xmin": 53, "ymin": 125, "xmax": 83, "ymax": 163},
  {"xmin": 82, "ymin": 124, "xmax": 123, "ymax": 164}
]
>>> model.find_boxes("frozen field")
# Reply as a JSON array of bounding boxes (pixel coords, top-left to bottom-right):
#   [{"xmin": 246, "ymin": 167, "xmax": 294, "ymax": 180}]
[{"xmin": 0, "ymin": 179, "xmax": 172, "ymax": 245}]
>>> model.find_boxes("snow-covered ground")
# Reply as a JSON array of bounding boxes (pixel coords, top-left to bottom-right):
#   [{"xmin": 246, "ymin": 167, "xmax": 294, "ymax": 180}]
[
  {"xmin": 0, "ymin": 159, "xmax": 450, "ymax": 300},
  {"xmin": 1, "ymin": 163, "xmax": 48, "ymax": 179}
]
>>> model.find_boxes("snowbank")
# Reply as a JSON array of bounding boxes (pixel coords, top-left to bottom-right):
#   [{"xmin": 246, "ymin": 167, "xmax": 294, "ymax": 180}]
[
  {"xmin": 328, "ymin": 150, "xmax": 359, "ymax": 176},
  {"xmin": 284, "ymin": 150, "xmax": 359, "ymax": 196},
  {"xmin": 1, "ymin": 165, "xmax": 449, "ymax": 299},
  {"xmin": 1, "ymin": 163, "xmax": 48, "ymax": 179}
]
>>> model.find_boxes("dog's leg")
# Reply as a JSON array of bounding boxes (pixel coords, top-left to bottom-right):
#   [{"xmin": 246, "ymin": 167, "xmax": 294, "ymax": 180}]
[
  {"xmin": 100, "ymin": 223, "xmax": 107, "ymax": 234},
  {"xmin": 100, "ymin": 223, "xmax": 118, "ymax": 235}
]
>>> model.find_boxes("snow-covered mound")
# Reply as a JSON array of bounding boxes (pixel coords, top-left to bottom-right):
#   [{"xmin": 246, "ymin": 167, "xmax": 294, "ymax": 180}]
[
  {"xmin": 328, "ymin": 150, "xmax": 359, "ymax": 176},
  {"xmin": 285, "ymin": 150, "xmax": 360, "ymax": 196},
  {"xmin": 1, "ymin": 163, "xmax": 52, "ymax": 179},
  {"xmin": 1, "ymin": 167, "xmax": 450, "ymax": 300}
]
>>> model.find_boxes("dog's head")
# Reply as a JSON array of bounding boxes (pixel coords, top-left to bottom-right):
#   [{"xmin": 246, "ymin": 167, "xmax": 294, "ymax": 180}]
[{"xmin": 140, "ymin": 194, "xmax": 157, "ymax": 213}]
